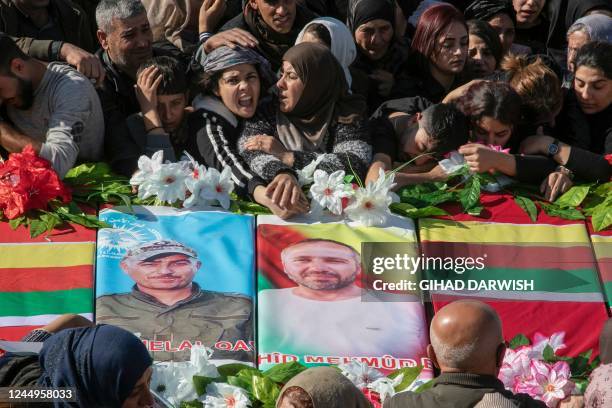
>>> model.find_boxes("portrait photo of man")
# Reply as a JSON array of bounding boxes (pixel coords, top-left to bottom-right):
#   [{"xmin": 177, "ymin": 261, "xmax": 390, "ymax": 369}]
[
  {"xmin": 258, "ymin": 238, "xmax": 428, "ymax": 360},
  {"xmin": 96, "ymin": 239, "xmax": 253, "ymax": 362}
]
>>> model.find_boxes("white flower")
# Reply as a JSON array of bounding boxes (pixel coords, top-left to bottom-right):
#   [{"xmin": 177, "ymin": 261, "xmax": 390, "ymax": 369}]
[
  {"xmin": 184, "ymin": 165, "xmax": 212, "ymax": 208},
  {"xmin": 137, "ymin": 162, "xmax": 189, "ymax": 204},
  {"xmin": 130, "ymin": 150, "xmax": 164, "ymax": 186},
  {"xmin": 339, "ymin": 361, "xmax": 385, "ymax": 388},
  {"xmin": 200, "ymin": 383, "xmax": 251, "ymax": 408},
  {"xmin": 189, "ymin": 345, "xmax": 219, "ymax": 378},
  {"xmin": 296, "ymin": 154, "xmax": 329, "ymax": 186},
  {"xmin": 438, "ymin": 151, "xmax": 466, "ymax": 175},
  {"xmin": 151, "ymin": 363, "xmax": 182, "ymax": 407},
  {"xmin": 309, "ymin": 169, "xmax": 353, "ymax": 215},
  {"xmin": 344, "ymin": 173, "xmax": 396, "ymax": 227},
  {"xmin": 367, "ymin": 374, "xmax": 404, "ymax": 402},
  {"xmin": 197, "ymin": 167, "xmax": 235, "ymax": 209},
  {"xmin": 531, "ymin": 332, "xmax": 566, "ymax": 359}
]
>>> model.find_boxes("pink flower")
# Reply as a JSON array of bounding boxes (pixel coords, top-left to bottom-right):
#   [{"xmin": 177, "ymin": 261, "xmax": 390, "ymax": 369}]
[
  {"xmin": 474, "ymin": 141, "xmax": 511, "ymax": 154},
  {"xmin": 518, "ymin": 360, "xmax": 574, "ymax": 407},
  {"xmin": 532, "ymin": 332, "xmax": 566, "ymax": 358},
  {"xmin": 499, "ymin": 347, "xmax": 533, "ymax": 393}
]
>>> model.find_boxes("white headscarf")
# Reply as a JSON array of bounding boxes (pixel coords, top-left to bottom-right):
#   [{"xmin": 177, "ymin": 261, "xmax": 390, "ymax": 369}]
[{"xmin": 295, "ymin": 17, "xmax": 357, "ymax": 89}]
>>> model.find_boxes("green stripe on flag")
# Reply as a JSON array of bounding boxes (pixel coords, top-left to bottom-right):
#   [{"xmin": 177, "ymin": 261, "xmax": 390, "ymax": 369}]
[
  {"xmin": 0, "ymin": 288, "xmax": 93, "ymax": 317},
  {"xmin": 257, "ymin": 272, "xmax": 275, "ymax": 291},
  {"xmin": 421, "ymin": 267, "xmax": 602, "ymax": 293}
]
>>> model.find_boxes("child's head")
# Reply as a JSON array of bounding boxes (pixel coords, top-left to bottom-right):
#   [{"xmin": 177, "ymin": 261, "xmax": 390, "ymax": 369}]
[
  {"xmin": 302, "ymin": 23, "xmax": 332, "ymax": 48},
  {"xmin": 400, "ymin": 103, "xmax": 469, "ymax": 164},
  {"xmin": 137, "ymin": 56, "xmax": 188, "ymax": 132}
]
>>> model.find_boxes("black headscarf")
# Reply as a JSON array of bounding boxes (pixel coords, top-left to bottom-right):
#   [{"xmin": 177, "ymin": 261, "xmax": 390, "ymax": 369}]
[
  {"xmin": 37, "ymin": 325, "xmax": 152, "ymax": 407},
  {"xmin": 464, "ymin": 0, "xmax": 516, "ymax": 24},
  {"xmin": 347, "ymin": 0, "xmax": 395, "ymax": 33}
]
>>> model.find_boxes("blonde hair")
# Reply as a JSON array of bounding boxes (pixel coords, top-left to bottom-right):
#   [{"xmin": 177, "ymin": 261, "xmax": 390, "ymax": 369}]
[{"xmin": 501, "ymin": 54, "xmax": 562, "ymax": 123}]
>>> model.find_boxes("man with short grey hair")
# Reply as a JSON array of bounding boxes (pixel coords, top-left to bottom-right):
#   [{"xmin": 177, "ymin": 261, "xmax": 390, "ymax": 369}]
[
  {"xmin": 94, "ymin": 0, "xmax": 188, "ymax": 177},
  {"xmin": 384, "ymin": 300, "xmax": 546, "ymax": 408}
]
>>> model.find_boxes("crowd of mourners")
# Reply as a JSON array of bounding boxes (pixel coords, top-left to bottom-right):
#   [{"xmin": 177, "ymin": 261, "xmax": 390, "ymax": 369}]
[
  {"xmin": 0, "ymin": 0, "xmax": 610, "ymax": 217},
  {"xmin": 0, "ymin": 0, "xmax": 611, "ymax": 406}
]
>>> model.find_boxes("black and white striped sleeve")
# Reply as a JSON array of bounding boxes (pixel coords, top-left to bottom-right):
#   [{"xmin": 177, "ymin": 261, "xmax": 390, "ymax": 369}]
[{"xmin": 195, "ymin": 111, "xmax": 257, "ymax": 192}]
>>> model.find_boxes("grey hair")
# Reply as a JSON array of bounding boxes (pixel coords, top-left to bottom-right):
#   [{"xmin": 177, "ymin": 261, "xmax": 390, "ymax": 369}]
[
  {"xmin": 96, "ymin": 0, "xmax": 147, "ymax": 33},
  {"xmin": 567, "ymin": 23, "xmax": 591, "ymax": 40},
  {"xmin": 430, "ymin": 329, "xmax": 479, "ymax": 369}
]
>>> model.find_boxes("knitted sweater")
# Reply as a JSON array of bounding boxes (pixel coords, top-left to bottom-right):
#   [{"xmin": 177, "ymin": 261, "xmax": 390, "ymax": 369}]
[{"xmin": 238, "ymin": 99, "xmax": 372, "ymax": 182}]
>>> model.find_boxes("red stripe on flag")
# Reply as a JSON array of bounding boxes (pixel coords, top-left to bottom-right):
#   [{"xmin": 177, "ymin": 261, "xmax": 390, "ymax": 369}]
[
  {"xmin": 0, "ymin": 266, "xmax": 93, "ymax": 292},
  {"xmin": 0, "ymin": 325, "xmax": 43, "ymax": 341}
]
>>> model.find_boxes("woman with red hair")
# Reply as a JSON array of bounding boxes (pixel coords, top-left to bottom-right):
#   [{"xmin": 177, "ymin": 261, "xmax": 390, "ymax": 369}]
[{"xmin": 406, "ymin": 3, "xmax": 469, "ymax": 103}]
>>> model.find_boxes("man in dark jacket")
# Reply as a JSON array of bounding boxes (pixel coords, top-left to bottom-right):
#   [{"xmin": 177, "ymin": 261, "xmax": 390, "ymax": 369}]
[
  {"xmin": 94, "ymin": 0, "xmax": 188, "ymax": 176},
  {"xmin": 1, "ymin": 0, "xmax": 103, "ymax": 82},
  {"xmin": 201, "ymin": 0, "xmax": 315, "ymax": 71},
  {"xmin": 384, "ymin": 300, "xmax": 547, "ymax": 408}
]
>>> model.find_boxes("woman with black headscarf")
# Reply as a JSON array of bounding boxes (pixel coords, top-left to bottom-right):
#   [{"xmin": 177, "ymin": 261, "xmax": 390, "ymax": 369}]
[
  {"xmin": 239, "ymin": 43, "xmax": 370, "ymax": 217},
  {"xmin": 0, "ymin": 322, "xmax": 153, "ymax": 407},
  {"xmin": 347, "ymin": 0, "xmax": 414, "ymax": 113}
]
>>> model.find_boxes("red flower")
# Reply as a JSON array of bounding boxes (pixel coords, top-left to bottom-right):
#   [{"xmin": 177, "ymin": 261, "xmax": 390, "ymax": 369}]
[
  {"xmin": 605, "ymin": 154, "xmax": 612, "ymax": 166},
  {"xmin": 360, "ymin": 388, "xmax": 382, "ymax": 408},
  {"xmin": 0, "ymin": 145, "xmax": 71, "ymax": 219}
]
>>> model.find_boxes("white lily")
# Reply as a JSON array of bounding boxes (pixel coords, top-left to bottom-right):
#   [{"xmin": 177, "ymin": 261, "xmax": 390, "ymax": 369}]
[
  {"xmin": 296, "ymin": 154, "xmax": 329, "ymax": 186},
  {"xmin": 184, "ymin": 165, "xmax": 212, "ymax": 208},
  {"xmin": 136, "ymin": 162, "xmax": 189, "ymax": 204},
  {"xmin": 189, "ymin": 345, "xmax": 220, "ymax": 378},
  {"xmin": 200, "ymin": 383, "xmax": 251, "ymax": 408},
  {"xmin": 309, "ymin": 169, "xmax": 353, "ymax": 215},
  {"xmin": 339, "ymin": 361, "xmax": 385, "ymax": 388},
  {"xmin": 130, "ymin": 150, "xmax": 165, "ymax": 186},
  {"xmin": 151, "ymin": 363, "xmax": 185, "ymax": 408},
  {"xmin": 367, "ymin": 373, "xmax": 404, "ymax": 402},
  {"xmin": 344, "ymin": 173, "xmax": 396, "ymax": 227},
  {"xmin": 198, "ymin": 167, "xmax": 235, "ymax": 209},
  {"xmin": 438, "ymin": 151, "xmax": 466, "ymax": 175}
]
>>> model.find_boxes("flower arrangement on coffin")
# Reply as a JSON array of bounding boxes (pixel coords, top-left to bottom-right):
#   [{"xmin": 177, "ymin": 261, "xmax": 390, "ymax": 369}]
[
  {"xmin": 0, "ymin": 145, "xmax": 107, "ymax": 237},
  {"xmin": 499, "ymin": 332, "xmax": 599, "ymax": 407},
  {"xmin": 384, "ymin": 149, "xmax": 612, "ymax": 231},
  {"xmin": 151, "ymin": 347, "xmax": 431, "ymax": 408},
  {"xmin": 129, "ymin": 151, "xmax": 235, "ymax": 209}
]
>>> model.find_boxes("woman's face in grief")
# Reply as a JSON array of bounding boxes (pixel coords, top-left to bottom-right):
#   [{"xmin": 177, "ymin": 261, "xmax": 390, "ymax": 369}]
[
  {"xmin": 277, "ymin": 61, "xmax": 305, "ymax": 113},
  {"xmin": 487, "ymin": 13, "xmax": 515, "ymax": 54},
  {"xmin": 354, "ymin": 19, "xmax": 394, "ymax": 61},
  {"xmin": 431, "ymin": 21, "xmax": 469, "ymax": 76},
  {"xmin": 473, "ymin": 116, "xmax": 513, "ymax": 146},
  {"xmin": 400, "ymin": 113, "xmax": 436, "ymax": 165},
  {"xmin": 157, "ymin": 94, "xmax": 187, "ymax": 132},
  {"xmin": 249, "ymin": 0, "xmax": 296, "ymax": 34},
  {"xmin": 121, "ymin": 366, "xmax": 154, "ymax": 408},
  {"xmin": 467, "ymin": 34, "xmax": 497, "ymax": 78},
  {"xmin": 574, "ymin": 65, "xmax": 612, "ymax": 114},
  {"xmin": 216, "ymin": 63, "xmax": 261, "ymax": 119},
  {"xmin": 512, "ymin": 0, "xmax": 545, "ymax": 26},
  {"xmin": 567, "ymin": 30, "xmax": 590, "ymax": 72}
]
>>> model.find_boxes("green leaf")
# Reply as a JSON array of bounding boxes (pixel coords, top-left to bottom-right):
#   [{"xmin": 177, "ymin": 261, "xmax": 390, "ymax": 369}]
[
  {"xmin": 592, "ymin": 204, "xmax": 612, "ymax": 232},
  {"xmin": 252, "ymin": 375, "xmax": 280, "ymax": 404},
  {"xmin": 554, "ymin": 185, "xmax": 590, "ymax": 208},
  {"xmin": 570, "ymin": 349, "xmax": 593, "ymax": 377},
  {"xmin": 509, "ymin": 334, "xmax": 530, "ymax": 349},
  {"xmin": 413, "ymin": 380, "xmax": 434, "ymax": 393},
  {"xmin": 388, "ymin": 366, "xmax": 423, "ymax": 392},
  {"xmin": 467, "ymin": 206, "xmax": 483, "ymax": 216},
  {"xmin": 180, "ymin": 400, "xmax": 203, "ymax": 408},
  {"xmin": 227, "ymin": 374, "xmax": 253, "ymax": 393},
  {"xmin": 39, "ymin": 212, "xmax": 63, "ymax": 234},
  {"xmin": 514, "ymin": 196, "xmax": 538, "ymax": 222},
  {"xmin": 540, "ymin": 203, "xmax": 585, "ymax": 220},
  {"xmin": 343, "ymin": 174, "xmax": 355, "ymax": 184},
  {"xmin": 8, "ymin": 216, "xmax": 26, "ymax": 230},
  {"xmin": 390, "ymin": 203, "xmax": 448, "ymax": 219},
  {"xmin": 193, "ymin": 375, "xmax": 220, "ymax": 396},
  {"xmin": 29, "ymin": 219, "xmax": 48, "ymax": 238},
  {"xmin": 217, "ymin": 364, "xmax": 260, "ymax": 378},
  {"xmin": 542, "ymin": 345, "xmax": 556, "ymax": 363},
  {"xmin": 459, "ymin": 175, "xmax": 481, "ymax": 211},
  {"xmin": 262, "ymin": 362, "xmax": 307, "ymax": 383}
]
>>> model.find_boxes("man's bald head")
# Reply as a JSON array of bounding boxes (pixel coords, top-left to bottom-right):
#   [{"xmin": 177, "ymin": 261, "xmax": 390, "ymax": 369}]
[{"xmin": 429, "ymin": 300, "xmax": 504, "ymax": 375}]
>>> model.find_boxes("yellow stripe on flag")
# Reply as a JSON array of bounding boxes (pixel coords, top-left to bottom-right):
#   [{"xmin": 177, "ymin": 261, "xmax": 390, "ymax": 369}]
[
  {"xmin": 419, "ymin": 219, "xmax": 590, "ymax": 244},
  {"xmin": 0, "ymin": 242, "xmax": 95, "ymax": 268}
]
